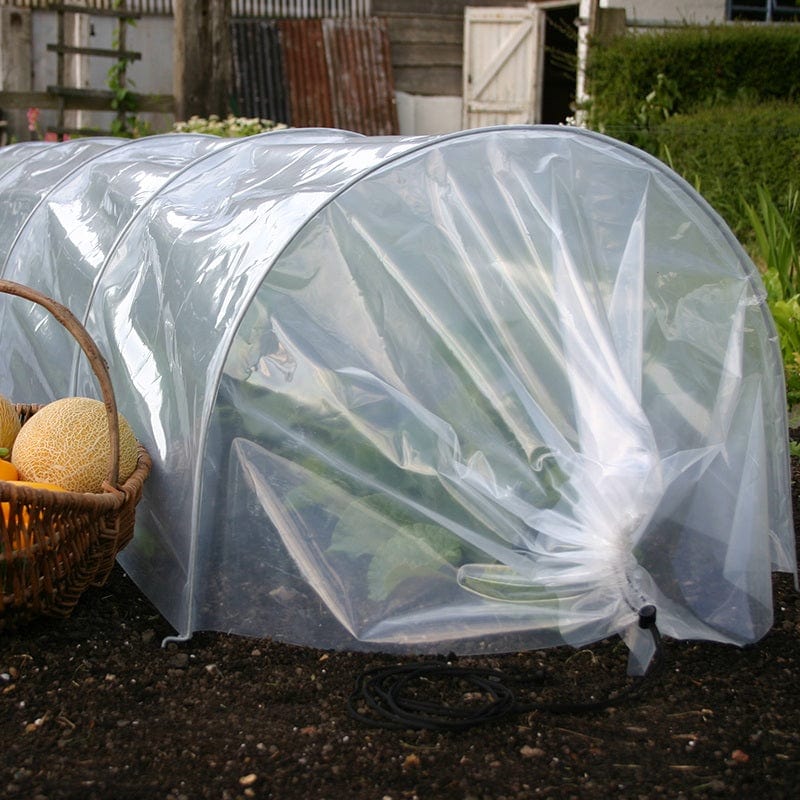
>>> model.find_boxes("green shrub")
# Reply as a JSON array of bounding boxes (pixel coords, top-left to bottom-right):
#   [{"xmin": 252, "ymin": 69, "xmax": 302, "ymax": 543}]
[
  {"xmin": 583, "ymin": 23, "xmax": 800, "ymax": 242},
  {"xmin": 652, "ymin": 99, "xmax": 800, "ymax": 241},
  {"xmin": 585, "ymin": 23, "xmax": 800, "ymax": 137},
  {"xmin": 744, "ymin": 184, "xmax": 800, "ymax": 295},
  {"xmin": 742, "ymin": 184, "xmax": 800, "ymax": 408},
  {"xmin": 585, "ymin": 22, "xmax": 800, "ymax": 412}
]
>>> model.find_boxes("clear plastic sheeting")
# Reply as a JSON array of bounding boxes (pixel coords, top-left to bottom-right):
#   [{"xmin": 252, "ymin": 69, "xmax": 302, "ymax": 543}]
[{"xmin": 0, "ymin": 126, "xmax": 795, "ymax": 659}]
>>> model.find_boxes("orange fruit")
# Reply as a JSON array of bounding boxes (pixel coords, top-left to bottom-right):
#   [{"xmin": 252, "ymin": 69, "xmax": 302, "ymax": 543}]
[
  {"xmin": 1, "ymin": 480, "xmax": 68, "ymax": 534},
  {"xmin": 0, "ymin": 459, "xmax": 18, "ymax": 481},
  {"xmin": 2, "ymin": 480, "xmax": 66, "ymax": 493}
]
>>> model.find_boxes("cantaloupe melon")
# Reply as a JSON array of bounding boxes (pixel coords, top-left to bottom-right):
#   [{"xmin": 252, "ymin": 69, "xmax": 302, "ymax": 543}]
[
  {"xmin": 0, "ymin": 393, "xmax": 21, "ymax": 452},
  {"xmin": 11, "ymin": 397, "xmax": 139, "ymax": 493}
]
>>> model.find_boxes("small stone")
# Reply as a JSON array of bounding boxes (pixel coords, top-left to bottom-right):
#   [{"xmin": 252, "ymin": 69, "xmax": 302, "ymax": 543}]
[
  {"xmin": 520, "ymin": 745, "xmax": 545, "ymax": 759},
  {"xmin": 239, "ymin": 773, "xmax": 257, "ymax": 786},
  {"xmin": 730, "ymin": 749, "xmax": 749, "ymax": 763}
]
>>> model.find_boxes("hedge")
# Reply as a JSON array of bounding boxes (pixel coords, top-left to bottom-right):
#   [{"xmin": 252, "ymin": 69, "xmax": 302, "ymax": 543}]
[
  {"xmin": 648, "ymin": 100, "xmax": 800, "ymax": 241},
  {"xmin": 585, "ymin": 23, "xmax": 800, "ymax": 138},
  {"xmin": 583, "ymin": 24, "xmax": 800, "ymax": 241}
]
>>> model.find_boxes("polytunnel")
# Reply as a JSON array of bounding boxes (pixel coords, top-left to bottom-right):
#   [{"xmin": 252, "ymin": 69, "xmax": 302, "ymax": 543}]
[{"xmin": 0, "ymin": 126, "xmax": 796, "ymax": 663}]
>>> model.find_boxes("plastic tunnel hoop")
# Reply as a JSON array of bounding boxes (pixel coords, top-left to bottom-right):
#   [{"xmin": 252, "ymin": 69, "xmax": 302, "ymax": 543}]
[{"xmin": 0, "ymin": 124, "xmax": 795, "ymax": 661}]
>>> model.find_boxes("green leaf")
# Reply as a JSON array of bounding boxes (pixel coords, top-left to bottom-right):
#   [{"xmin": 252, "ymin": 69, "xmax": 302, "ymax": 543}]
[
  {"xmin": 327, "ymin": 495, "xmax": 414, "ymax": 560},
  {"xmin": 787, "ymin": 402, "xmax": 800, "ymax": 429},
  {"xmin": 365, "ymin": 524, "xmax": 462, "ymax": 601},
  {"xmin": 457, "ymin": 563, "xmax": 562, "ymax": 604},
  {"xmin": 328, "ymin": 501, "xmax": 462, "ymax": 601}
]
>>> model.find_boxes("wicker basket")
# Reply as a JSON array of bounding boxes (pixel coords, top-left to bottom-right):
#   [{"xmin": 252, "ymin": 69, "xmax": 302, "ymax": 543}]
[{"xmin": 0, "ymin": 279, "xmax": 152, "ymax": 629}]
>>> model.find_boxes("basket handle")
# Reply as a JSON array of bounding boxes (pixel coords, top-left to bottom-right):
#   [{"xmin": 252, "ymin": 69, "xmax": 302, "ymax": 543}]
[{"xmin": 0, "ymin": 279, "xmax": 122, "ymax": 491}]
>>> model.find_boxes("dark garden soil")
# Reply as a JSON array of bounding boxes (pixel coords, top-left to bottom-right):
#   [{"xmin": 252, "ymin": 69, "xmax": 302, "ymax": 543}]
[{"xmin": 2, "ymin": 466, "xmax": 800, "ymax": 800}]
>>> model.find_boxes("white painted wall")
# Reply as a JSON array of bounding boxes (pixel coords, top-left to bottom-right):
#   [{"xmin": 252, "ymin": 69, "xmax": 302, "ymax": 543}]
[
  {"xmin": 600, "ymin": 0, "xmax": 726, "ymax": 24},
  {"xmin": 86, "ymin": 15, "xmax": 174, "ymax": 95},
  {"xmin": 87, "ymin": 14, "xmax": 174, "ymax": 133},
  {"xmin": 30, "ymin": 10, "xmax": 174, "ymax": 136},
  {"xmin": 396, "ymin": 91, "xmax": 462, "ymax": 136}
]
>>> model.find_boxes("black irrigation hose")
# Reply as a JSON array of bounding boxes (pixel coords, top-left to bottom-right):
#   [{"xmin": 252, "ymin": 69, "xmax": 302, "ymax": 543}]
[{"xmin": 347, "ymin": 606, "xmax": 664, "ymax": 732}]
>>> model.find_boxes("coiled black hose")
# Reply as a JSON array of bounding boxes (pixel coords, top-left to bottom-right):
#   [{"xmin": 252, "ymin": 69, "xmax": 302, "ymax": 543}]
[{"xmin": 347, "ymin": 606, "xmax": 663, "ymax": 731}]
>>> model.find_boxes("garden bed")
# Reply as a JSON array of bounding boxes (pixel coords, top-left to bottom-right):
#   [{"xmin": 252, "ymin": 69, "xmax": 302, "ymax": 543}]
[{"xmin": 1, "ymin": 462, "xmax": 798, "ymax": 800}]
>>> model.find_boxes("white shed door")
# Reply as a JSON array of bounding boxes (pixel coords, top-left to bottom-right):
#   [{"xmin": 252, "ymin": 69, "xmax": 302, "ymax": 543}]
[
  {"xmin": 462, "ymin": 5, "xmax": 543, "ymax": 129},
  {"xmin": 463, "ymin": 2, "xmax": 578, "ymax": 129}
]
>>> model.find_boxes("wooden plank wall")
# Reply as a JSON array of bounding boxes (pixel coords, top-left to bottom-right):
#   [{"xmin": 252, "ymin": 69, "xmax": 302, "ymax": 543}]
[{"xmin": 372, "ymin": 0, "xmax": 528, "ymax": 97}]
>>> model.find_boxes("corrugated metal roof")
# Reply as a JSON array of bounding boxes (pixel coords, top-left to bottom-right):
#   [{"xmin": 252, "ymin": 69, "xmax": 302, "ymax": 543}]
[
  {"xmin": 0, "ymin": 0, "xmax": 371, "ymax": 17},
  {"xmin": 279, "ymin": 19, "xmax": 333, "ymax": 128},
  {"xmin": 233, "ymin": 0, "xmax": 371, "ymax": 17},
  {"xmin": 0, "ymin": 0, "xmax": 173, "ymax": 12},
  {"xmin": 232, "ymin": 18, "xmax": 290, "ymax": 122},
  {"xmin": 323, "ymin": 17, "xmax": 397, "ymax": 136},
  {"xmin": 231, "ymin": 17, "xmax": 398, "ymax": 135}
]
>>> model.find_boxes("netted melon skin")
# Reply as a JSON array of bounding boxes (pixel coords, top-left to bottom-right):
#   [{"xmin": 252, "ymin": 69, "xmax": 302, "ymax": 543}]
[
  {"xmin": 0, "ymin": 394, "xmax": 21, "ymax": 451},
  {"xmin": 11, "ymin": 397, "xmax": 139, "ymax": 493}
]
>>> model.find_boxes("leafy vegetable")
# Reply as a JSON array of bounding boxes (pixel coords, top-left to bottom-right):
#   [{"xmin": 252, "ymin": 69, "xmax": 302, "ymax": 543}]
[
  {"xmin": 328, "ymin": 497, "xmax": 462, "ymax": 601},
  {"xmin": 457, "ymin": 563, "xmax": 563, "ymax": 604}
]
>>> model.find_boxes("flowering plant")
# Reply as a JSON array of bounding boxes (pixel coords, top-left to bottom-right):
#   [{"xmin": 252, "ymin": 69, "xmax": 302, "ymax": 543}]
[
  {"xmin": 172, "ymin": 114, "xmax": 286, "ymax": 137},
  {"xmin": 26, "ymin": 107, "xmax": 42, "ymax": 139}
]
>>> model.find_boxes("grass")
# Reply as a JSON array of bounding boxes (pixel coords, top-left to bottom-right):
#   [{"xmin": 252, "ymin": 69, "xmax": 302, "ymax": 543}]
[{"xmin": 742, "ymin": 184, "xmax": 800, "ymax": 410}]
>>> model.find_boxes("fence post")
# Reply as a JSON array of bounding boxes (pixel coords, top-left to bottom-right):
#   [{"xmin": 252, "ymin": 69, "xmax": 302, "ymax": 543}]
[
  {"xmin": 595, "ymin": 7, "xmax": 627, "ymax": 44},
  {"xmin": 173, "ymin": 0, "xmax": 232, "ymax": 121}
]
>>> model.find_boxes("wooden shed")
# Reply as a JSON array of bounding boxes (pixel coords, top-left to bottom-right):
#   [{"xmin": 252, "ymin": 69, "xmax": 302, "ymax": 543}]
[{"xmin": 375, "ymin": 0, "xmax": 581, "ymax": 133}]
